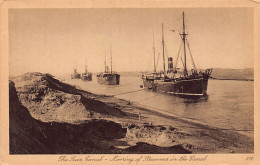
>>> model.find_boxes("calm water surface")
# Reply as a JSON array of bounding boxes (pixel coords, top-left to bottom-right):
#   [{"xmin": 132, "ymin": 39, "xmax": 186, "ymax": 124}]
[{"xmin": 60, "ymin": 74, "xmax": 254, "ymax": 133}]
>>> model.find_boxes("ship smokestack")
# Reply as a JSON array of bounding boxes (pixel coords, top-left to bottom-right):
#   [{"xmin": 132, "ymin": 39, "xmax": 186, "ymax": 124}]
[{"xmin": 168, "ymin": 57, "xmax": 173, "ymax": 72}]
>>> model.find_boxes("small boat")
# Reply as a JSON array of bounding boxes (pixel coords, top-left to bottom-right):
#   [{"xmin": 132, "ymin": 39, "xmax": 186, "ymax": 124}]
[
  {"xmin": 97, "ymin": 47, "xmax": 120, "ymax": 85},
  {"xmin": 142, "ymin": 12, "xmax": 212, "ymax": 97},
  {"xmin": 71, "ymin": 67, "xmax": 81, "ymax": 79},
  {"xmin": 81, "ymin": 59, "xmax": 92, "ymax": 81}
]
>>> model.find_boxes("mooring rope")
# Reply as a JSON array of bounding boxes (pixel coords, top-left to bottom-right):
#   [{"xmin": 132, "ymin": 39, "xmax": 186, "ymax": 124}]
[
  {"xmin": 110, "ymin": 88, "xmax": 146, "ymax": 96},
  {"xmin": 134, "ymin": 102, "xmax": 254, "ymax": 133},
  {"xmin": 84, "ymin": 82, "xmax": 253, "ymax": 133}
]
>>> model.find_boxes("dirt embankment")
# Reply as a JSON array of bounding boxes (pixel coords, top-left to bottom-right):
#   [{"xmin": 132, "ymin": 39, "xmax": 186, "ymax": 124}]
[
  {"xmin": 11, "ymin": 72, "xmax": 125, "ymax": 123},
  {"xmin": 9, "ymin": 80, "xmax": 127, "ymax": 154},
  {"xmin": 9, "ymin": 73, "xmax": 191, "ymax": 154}
]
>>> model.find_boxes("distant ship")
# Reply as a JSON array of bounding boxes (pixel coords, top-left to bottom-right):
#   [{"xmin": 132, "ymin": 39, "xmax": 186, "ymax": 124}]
[
  {"xmin": 71, "ymin": 66, "xmax": 81, "ymax": 79},
  {"xmin": 81, "ymin": 59, "xmax": 92, "ymax": 81},
  {"xmin": 142, "ymin": 12, "xmax": 212, "ymax": 97},
  {"xmin": 97, "ymin": 47, "xmax": 120, "ymax": 85}
]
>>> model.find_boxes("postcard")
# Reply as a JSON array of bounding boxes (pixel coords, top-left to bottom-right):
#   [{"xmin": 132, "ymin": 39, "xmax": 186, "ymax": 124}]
[{"xmin": 1, "ymin": 0, "xmax": 259, "ymax": 164}]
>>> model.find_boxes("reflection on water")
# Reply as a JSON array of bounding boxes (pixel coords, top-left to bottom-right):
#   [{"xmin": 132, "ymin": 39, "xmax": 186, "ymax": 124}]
[
  {"xmin": 60, "ymin": 74, "xmax": 254, "ymax": 133},
  {"xmin": 182, "ymin": 96, "xmax": 209, "ymax": 103}
]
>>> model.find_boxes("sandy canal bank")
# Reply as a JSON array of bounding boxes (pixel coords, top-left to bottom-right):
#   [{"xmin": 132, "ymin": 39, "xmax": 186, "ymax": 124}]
[{"xmin": 9, "ymin": 72, "xmax": 253, "ymax": 154}]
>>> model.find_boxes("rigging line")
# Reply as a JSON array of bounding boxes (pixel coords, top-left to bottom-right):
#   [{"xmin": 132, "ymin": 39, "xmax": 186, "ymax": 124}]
[
  {"xmin": 187, "ymin": 40, "xmax": 197, "ymax": 71},
  {"xmin": 156, "ymin": 44, "xmax": 162, "ymax": 71},
  {"xmin": 174, "ymin": 42, "xmax": 183, "ymax": 71},
  {"xmin": 145, "ymin": 50, "xmax": 153, "ymax": 71},
  {"xmin": 153, "ymin": 32, "xmax": 156, "ymax": 72},
  {"xmin": 180, "ymin": 55, "xmax": 185, "ymax": 68},
  {"xmin": 178, "ymin": 31, "xmax": 183, "ymax": 40},
  {"xmin": 185, "ymin": 21, "xmax": 189, "ymax": 34},
  {"xmin": 164, "ymin": 43, "xmax": 169, "ymax": 59},
  {"xmin": 156, "ymin": 52, "xmax": 160, "ymax": 70}
]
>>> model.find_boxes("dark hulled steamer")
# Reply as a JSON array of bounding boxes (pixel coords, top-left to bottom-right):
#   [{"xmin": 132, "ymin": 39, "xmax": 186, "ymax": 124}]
[
  {"xmin": 97, "ymin": 73, "xmax": 120, "ymax": 85},
  {"xmin": 97, "ymin": 47, "xmax": 120, "ymax": 85},
  {"xmin": 81, "ymin": 72, "xmax": 92, "ymax": 81},
  {"xmin": 81, "ymin": 59, "xmax": 92, "ymax": 81},
  {"xmin": 142, "ymin": 12, "xmax": 212, "ymax": 97},
  {"xmin": 71, "ymin": 67, "xmax": 81, "ymax": 79}
]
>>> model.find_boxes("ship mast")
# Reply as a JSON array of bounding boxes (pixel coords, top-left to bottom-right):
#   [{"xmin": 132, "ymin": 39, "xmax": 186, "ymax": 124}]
[
  {"xmin": 104, "ymin": 51, "xmax": 106, "ymax": 72},
  {"xmin": 162, "ymin": 24, "xmax": 166, "ymax": 75},
  {"xmin": 85, "ymin": 57, "xmax": 87, "ymax": 73},
  {"xmin": 153, "ymin": 33, "xmax": 156, "ymax": 73},
  {"xmin": 110, "ymin": 45, "xmax": 112, "ymax": 74},
  {"xmin": 181, "ymin": 12, "xmax": 188, "ymax": 76}
]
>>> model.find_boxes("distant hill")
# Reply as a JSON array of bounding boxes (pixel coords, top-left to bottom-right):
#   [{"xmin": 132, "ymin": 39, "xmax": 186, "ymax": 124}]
[
  {"xmin": 117, "ymin": 68, "xmax": 254, "ymax": 81},
  {"xmin": 118, "ymin": 71, "xmax": 143, "ymax": 77},
  {"xmin": 210, "ymin": 68, "xmax": 254, "ymax": 81}
]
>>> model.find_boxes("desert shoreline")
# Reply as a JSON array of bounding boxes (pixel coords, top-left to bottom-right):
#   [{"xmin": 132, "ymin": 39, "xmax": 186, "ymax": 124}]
[{"xmin": 9, "ymin": 72, "xmax": 254, "ymax": 154}]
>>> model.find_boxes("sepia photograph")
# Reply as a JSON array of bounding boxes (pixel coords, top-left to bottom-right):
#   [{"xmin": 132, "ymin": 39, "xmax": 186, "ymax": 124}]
[{"xmin": 1, "ymin": 0, "xmax": 259, "ymax": 164}]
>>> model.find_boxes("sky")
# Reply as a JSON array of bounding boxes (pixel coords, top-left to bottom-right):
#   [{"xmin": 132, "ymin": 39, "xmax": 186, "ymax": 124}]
[{"xmin": 9, "ymin": 8, "xmax": 254, "ymax": 75}]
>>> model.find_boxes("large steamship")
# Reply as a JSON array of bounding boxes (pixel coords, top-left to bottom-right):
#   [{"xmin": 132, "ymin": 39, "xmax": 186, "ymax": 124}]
[
  {"xmin": 142, "ymin": 12, "xmax": 212, "ymax": 97},
  {"xmin": 71, "ymin": 67, "xmax": 81, "ymax": 79},
  {"xmin": 97, "ymin": 47, "xmax": 120, "ymax": 85},
  {"xmin": 81, "ymin": 58, "xmax": 92, "ymax": 81}
]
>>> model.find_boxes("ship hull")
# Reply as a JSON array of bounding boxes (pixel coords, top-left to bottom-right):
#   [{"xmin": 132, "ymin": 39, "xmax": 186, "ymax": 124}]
[
  {"xmin": 71, "ymin": 73, "xmax": 81, "ymax": 79},
  {"xmin": 143, "ymin": 77, "xmax": 209, "ymax": 96},
  {"xmin": 81, "ymin": 74, "xmax": 92, "ymax": 81},
  {"xmin": 97, "ymin": 74, "xmax": 120, "ymax": 85}
]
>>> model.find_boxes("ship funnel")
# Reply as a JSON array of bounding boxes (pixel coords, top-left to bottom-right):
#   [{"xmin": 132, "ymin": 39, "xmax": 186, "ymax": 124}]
[{"xmin": 168, "ymin": 57, "xmax": 173, "ymax": 71}]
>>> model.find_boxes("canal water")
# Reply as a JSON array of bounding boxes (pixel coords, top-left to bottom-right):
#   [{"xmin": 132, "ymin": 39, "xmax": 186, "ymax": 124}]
[{"xmin": 59, "ymin": 74, "xmax": 254, "ymax": 134}]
